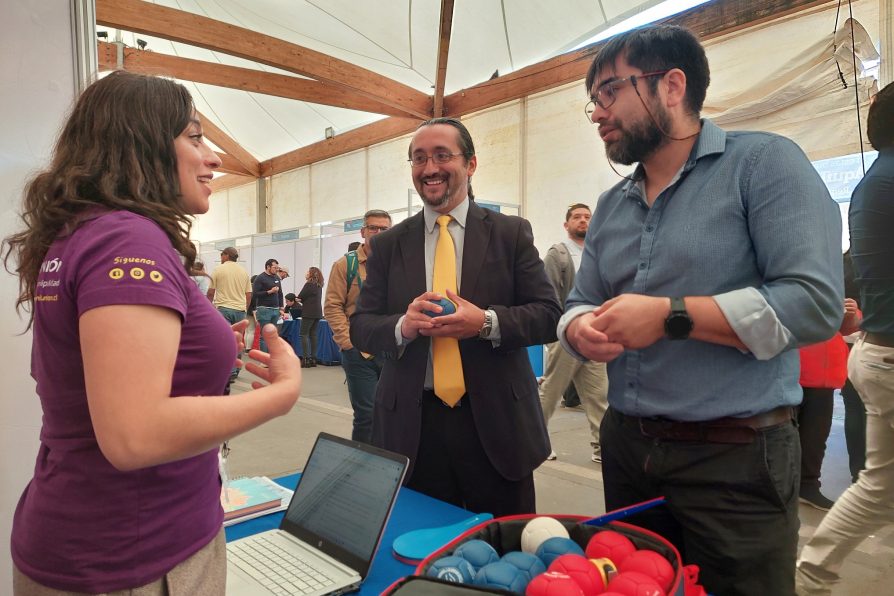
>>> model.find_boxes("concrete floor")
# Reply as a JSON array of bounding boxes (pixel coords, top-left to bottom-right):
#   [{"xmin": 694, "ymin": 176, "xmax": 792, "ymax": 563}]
[{"xmin": 227, "ymin": 361, "xmax": 894, "ymax": 594}]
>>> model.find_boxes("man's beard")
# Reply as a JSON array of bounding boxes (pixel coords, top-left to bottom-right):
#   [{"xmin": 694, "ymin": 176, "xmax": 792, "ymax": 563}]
[
  {"xmin": 571, "ymin": 228, "xmax": 587, "ymax": 240},
  {"xmin": 604, "ymin": 104, "xmax": 671, "ymax": 165},
  {"xmin": 419, "ymin": 177, "xmax": 453, "ymax": 208}
]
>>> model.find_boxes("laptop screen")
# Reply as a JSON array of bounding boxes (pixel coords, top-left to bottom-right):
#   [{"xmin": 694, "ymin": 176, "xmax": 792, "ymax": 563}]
[{"xmin": 280, "ymin": 433, "xmax": 408, "ymax": 576}]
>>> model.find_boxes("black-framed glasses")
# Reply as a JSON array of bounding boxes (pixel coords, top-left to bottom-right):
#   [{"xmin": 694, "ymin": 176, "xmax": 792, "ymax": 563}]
[
  {"xmin": 584, "ymin": 70, "xmax": 669, "ymax": 119},
  {"xmin": 363, "ymin": 224, "xmax": 390, "ymax": 233},
  {"xmin": 408, "ymin": 151, "xmax": 463, "ymax": 167}
]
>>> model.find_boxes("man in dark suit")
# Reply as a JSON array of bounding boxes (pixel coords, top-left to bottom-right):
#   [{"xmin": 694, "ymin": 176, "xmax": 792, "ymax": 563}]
[{"xmin": 350, "ymin": 118, "xmax": 561, "ymax": 516}]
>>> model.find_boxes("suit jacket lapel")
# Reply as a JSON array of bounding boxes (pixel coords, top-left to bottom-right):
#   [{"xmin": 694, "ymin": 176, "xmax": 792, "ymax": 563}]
[
  {"xmin": 461, "ymin": 201, "xmax": 492, "ymax": 300},
  {"xmin": 398, "ymin": 211, "xmax": 428, "ymax": 299}
]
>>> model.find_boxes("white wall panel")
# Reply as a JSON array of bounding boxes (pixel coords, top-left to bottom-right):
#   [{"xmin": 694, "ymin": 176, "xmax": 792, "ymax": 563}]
[
  {"xmin": 228, "ymin": 183, "xmax": 258, "ymax": 238},
  {"xmin": 311, "ymin": 152, "xmax": 367, "ymax": 223},
  {"xmin": 463, "ymin": 102, "xmax": 523, "ymax": 208},
  {"xmin": 368, "ymin": 135, "xmax": 417, "ymax": 212},
  {"xmin": 270, "ymin": 167, "xmax": 311, "ymax": 230},
  {"xmin": 0, "ymin": 0, "xmax": 78, "ymax": 586}
]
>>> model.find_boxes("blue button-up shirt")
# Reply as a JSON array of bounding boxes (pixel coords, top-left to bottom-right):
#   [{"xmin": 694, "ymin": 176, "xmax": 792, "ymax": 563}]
[{"xmin": 558, "ymin": 119, "xmax": 843, "ymax": 420}]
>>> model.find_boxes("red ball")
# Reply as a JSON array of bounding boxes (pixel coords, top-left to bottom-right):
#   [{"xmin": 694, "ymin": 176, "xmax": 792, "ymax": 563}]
[
  {"xmin": 585, "ymin": 531, "xmax": 636, "ymax": 566},
  {"xmin": 607, "ymin": 571, "xmax": 666, "ymax": 596},
  {"xmin": 525, "ymin": 571, "xmax": 586, "ymax": 596},
  {"xmin": 618, "ymin": 550, "xmax": 675, "ymax": 592},
  {"xmin": 547, "ymin": 554, "xmax": 607, "ymax": 594}
]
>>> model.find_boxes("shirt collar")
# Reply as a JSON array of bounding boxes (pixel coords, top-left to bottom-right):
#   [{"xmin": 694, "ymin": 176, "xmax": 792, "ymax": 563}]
[
  {"xmin": 621, "ymin": 118, "xmax": 727, "ymax": 194},
  {"xmin": 424, "ymin": 197, "xmax": 469, "ymax": 233}
]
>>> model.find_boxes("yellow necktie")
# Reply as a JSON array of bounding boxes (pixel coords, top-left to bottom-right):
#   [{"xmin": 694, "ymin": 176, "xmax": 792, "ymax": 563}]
[{"xmin": 432, "ymin": 215, "xmax": 466, "ymax": 406}]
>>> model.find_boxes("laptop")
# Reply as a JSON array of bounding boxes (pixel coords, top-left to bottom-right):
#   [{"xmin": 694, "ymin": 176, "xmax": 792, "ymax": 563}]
[{"xmin": 226, "ymin": 432, "xmax": 409, "ymax": 596}]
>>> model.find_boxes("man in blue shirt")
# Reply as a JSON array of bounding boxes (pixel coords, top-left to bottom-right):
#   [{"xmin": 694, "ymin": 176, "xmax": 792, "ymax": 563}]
[
  {"xmin": 559, "ymin": 25, "xmax": 843, "ymax": 595},
  {"xmin": 797, "ymin": 82, "xmax": 894, "ymax": 595}
]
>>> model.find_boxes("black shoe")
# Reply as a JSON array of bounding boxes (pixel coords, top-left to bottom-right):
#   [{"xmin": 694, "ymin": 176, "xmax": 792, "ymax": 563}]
[
  {"xmin": 799, "ymin": 486, "xmax": 834, "ymax": 511},
  {"xmin": 309, "ymin": 357, "xmax": 317, "ymax": 367},
  {"xmin": 300, "ymin": 357, "xmax": 310, "ymax": 368}
]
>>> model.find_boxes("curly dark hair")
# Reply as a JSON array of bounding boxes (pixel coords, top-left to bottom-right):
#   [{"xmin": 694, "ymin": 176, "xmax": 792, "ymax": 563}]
[
  {"xmin": 2, "ymin": 71, "xmax": 200, "ymax": 327},
  {"xmin": 307, "ymin": 266, "xmax": 325, "ymax": 287}
]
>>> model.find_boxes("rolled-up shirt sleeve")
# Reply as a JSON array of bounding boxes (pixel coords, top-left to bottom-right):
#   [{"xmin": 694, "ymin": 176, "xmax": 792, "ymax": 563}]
[
  {"xmin": 731, "ymin": 136, "xmax": 844, "ymax": 354},
  {"xmin": 714, "ymin": 287, "xmax": 793, "ymax": 360}
]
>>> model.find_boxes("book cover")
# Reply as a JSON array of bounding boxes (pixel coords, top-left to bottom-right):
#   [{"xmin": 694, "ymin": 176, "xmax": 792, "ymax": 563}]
[{"xmin": 221, "ymin": 476, "xmax": 292, "ymax": 524}]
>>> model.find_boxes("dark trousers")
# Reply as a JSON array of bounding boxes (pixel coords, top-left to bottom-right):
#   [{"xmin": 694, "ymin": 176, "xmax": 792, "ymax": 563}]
[
  {"xmin": 797, "ymin": 387, "xmax": 835, "ymax": 490},
  {"xmin": 340, "ymin": 348, "xmax": 382, "ymax": 444},
  {"xmin": 300, "ymin": 317, "xmax": 320, "ymax": 359},
  {"xmin": 841, "ymin": 377, "xmax": 867, "ymax": 482},
  {"xmin": 601, "ymin": 407, "xmax": 800, "ymax": 596},
  {"xmin": 407, "ymin": 391, "xmax": 536, "ymax": 517}
]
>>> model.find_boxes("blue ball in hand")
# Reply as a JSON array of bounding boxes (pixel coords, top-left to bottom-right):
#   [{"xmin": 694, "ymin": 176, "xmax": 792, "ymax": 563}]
[
  {"xmin": 535, "ymin": 537, "xmax": 585, "ymax": 567},
  {"xmin": 454, "ymin": 539, "xmax": 500, "ymax": 570},
  {"xmin": 426, "ymin": 555, "xmax": 475, "ymax": 583},
  {"xmin": 423, "ymin": 297, "xmax": 457, "ymax": 318}
]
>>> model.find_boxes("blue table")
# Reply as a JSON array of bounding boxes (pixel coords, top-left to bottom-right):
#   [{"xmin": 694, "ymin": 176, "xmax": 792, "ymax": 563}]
[
  {"xmin": 226, "ymin": 474, "xmax": 472, "ymax": 595},
  {"xmin": 281, "ymin": 319, "xmax": 341, "ymax": 365}
]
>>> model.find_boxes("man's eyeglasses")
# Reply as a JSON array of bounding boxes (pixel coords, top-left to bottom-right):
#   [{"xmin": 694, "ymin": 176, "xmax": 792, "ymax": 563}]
[
  {"xmin": 408, "ymin": 151, "xmax": 463, "ymax": 167},
  {"xmin": 584, "ymin": 70, "xmax": 669, "ymax": 119},
  {"xmin": 363, "ymin": 224, "xmax": 390, "ymax": 233}
]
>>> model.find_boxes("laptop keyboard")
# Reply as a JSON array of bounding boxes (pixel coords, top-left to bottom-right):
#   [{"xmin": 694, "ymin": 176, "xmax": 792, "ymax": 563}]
[{"xmin": 228, "ymin": 536, "xmax": 337, "ymax": 595}]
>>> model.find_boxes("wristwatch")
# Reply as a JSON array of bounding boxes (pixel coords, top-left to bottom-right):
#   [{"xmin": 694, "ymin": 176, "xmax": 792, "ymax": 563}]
[
  {"xmin": 664, "ymin": 297, "xmax": 693, "ymax": 340},
  {"xmin": 478, "ymin": 310, "xmax": 494, "ymax": 339}
]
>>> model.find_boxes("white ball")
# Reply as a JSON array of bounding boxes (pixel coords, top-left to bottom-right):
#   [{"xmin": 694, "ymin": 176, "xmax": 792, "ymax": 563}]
[{"xmin": 520, "ymin": 517, "xmax": 569, "ymax": 554}]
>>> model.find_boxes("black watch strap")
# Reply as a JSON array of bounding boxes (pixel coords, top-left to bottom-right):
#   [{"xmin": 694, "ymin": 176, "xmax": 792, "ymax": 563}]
[{"xmin": 665, "ymin": 297, "xmax": 693, "ymax": 340}]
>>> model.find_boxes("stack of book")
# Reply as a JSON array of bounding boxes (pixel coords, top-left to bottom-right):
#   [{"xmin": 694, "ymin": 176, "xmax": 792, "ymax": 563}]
[{"xmin": 221, "ymin": 476, "xmax": 293, "ymax": 526}]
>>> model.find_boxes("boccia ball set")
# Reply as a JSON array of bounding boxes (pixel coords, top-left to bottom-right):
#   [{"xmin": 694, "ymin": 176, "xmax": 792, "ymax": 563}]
[{"xmin": 420, "ymin": 516, "xmax": 679, "ymax": 595}]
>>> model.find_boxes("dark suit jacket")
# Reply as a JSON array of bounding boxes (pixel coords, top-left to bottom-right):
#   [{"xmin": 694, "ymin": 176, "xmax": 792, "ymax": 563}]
[{"xmin": 350, "ymin": 201, "xmax": 561, "ymax": 481}]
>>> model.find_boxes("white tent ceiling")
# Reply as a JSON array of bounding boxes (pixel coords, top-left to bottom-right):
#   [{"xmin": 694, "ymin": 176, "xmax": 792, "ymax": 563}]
[
  {"xmin": 96, "ymin": 0, "xmax": 677, "ymax": 162},
  {"xmin": 95, "ymin": 0, "xmax": 875, "ymax": 177}
]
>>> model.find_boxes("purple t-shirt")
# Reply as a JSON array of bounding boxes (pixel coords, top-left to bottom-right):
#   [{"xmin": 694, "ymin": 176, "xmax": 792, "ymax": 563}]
[{"xmin": 11, "ymin": 211, "xmax": 236, "ymax": 592}]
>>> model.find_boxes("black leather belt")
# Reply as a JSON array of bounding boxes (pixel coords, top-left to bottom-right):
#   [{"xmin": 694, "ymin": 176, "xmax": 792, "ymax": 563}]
[
  {"xmin": 864, "ymin": 332, "xmax": 894, "ymax": 348},
  {"xmin": 615, "ymin": 406, "xmax": 793, "ymax": 444}
]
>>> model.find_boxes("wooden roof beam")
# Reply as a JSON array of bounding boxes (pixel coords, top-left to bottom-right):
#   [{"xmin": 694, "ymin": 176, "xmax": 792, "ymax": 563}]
[
  {"xmin": 210, "ymin": 174, "xmax": 257, "ymax": 194},
  {"xmin": 217, "ymin": 153, "xmax": 255, "ymax": 177},
  {"xmin": 442, "ymin": 0, "xmax": 833, "ymax": 117},
  {"xmin": 97, "ymin": 42, "xmax": 419, "ymax": 119},
  {"xmin": 260, "ymin": 117, "xmax": 422, "ymax": 177},
  {"xmin": 432, "ymin": 0, "xmax": 455, "ymax": 118},
  {"xmin": 96, "ymin": 0, "xmax": 433, "ymax": 119}
]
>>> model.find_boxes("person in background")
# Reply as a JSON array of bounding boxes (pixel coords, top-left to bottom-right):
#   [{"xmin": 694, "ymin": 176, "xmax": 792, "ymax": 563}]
[
  {"xmin": 190, "ymin": 260, "xmax": 212, "ymax": 298},
  {"xmin": 324, "ymin": 209, "xmax": 392, "ymax": 444},
  {"xmin": 796, "ymin": 80, "xmax": 894, "ymax": 596},
  {"xmin": 2, "ymin": 71, "xmax": 300, "ymax": 596},
  {"xmin": 283, "ymin": 292, "xmax": 302, "ymax": 320},
  {"xmin": 540, "ymin": 203, "xmax": 608, "ymax": 463},
  {"xmin": 348, "ymin": 241, "xmax": 361, "ymax": 252},
  {"xmin": 797, "ymin": 298, "xmax": 862, "ymax": 511},
  {"xmin": 841, "ymin": 249, "xmax": 866, "ymax": 483},
  {"xmin": 297, "ymin": 267, "xmax": 324, "ymax": 368},
  {"xmin": 253, "ymin": 258, "xmax": 282, "ymax": 352}
]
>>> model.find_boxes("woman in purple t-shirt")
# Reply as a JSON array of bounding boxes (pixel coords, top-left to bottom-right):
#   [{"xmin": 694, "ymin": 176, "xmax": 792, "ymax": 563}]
[{"xmin": 2, "ymin": 72, "xmax": 302, "ymax": 595}]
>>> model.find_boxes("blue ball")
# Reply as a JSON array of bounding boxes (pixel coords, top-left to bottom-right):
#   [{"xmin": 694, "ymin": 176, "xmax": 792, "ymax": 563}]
[
  {"xmin": 474, "ymin": 561, "xmax": 529, "ymax": 593},
  {"xmin": 501, "ymin": 550, "xmax": 547, "ymax": 581},
  {"xmin": 426, "ymin": 556, "xmax": 475, "ymax": 583},
  {"xmin": 454, "ymin": 539, "xmax": 500, "ymax": 570},
  {"xmin": 422, "ymin": 297, "xmax": 456, "ymax": 318},
  {"xmin": 535, "ymin": 536, "xmax": 585, "ymax": 567}
]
